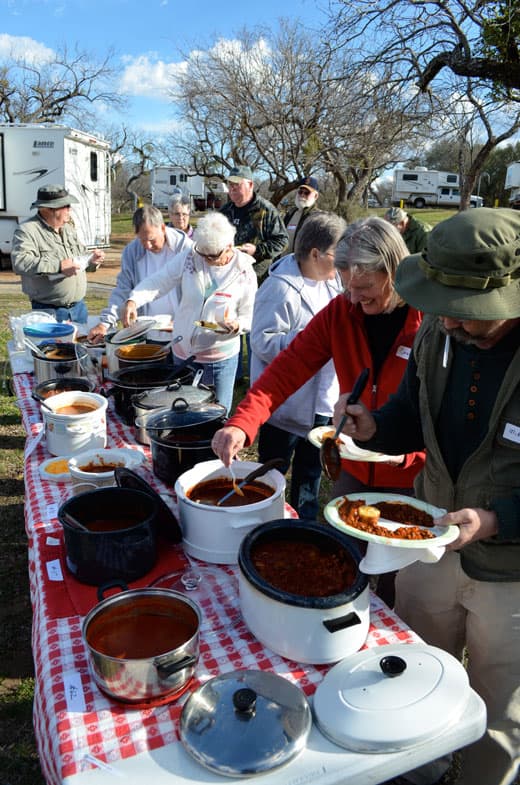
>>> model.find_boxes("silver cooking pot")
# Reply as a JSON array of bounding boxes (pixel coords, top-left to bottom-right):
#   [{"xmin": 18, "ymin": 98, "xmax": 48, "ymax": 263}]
[
  {"xmin": 82, "ymin": 584, "xmax": 201, "ymax": 703},
  {"xmin": 32, "ymin": 341, "xmax": 90, "ymax": 383}
]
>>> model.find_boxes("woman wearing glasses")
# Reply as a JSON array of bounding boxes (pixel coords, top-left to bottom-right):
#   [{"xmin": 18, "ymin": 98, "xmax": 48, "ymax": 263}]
[
  {"xmin": 121, "ymin": 212, "xmax": 257, "ymax": 414},
  {"xmin": 167, "ymin": 195, "xmax": 194, "ymax": 238}
]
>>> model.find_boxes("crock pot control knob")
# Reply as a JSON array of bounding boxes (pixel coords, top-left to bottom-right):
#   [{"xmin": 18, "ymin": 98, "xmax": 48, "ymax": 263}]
[
  {"xmin": 380, "ymin": 655, "xmax": 407, "ymax": 677},
  {"xmin": 233, "ymin": 687, "xmax": 257, "ymax": 718}
]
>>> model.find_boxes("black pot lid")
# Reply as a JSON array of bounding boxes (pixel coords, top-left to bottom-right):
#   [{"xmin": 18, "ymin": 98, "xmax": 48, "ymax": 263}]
[
  {"xmin": 180, "ymin": 670, "xmax": 311, "ymax": 776},
  {"xmin": 109, "ymin": 318, "xmax": 157, "ymax": 344},
  {"xmin": 143, "ymin": 399, "xmax": 227, "ymax": 431},
  {"xmin": 132, "ymin": 384, "xmax": 214, "ymax": 411},
  {"xmin": 114, "ymin": 467, "xmax": 181, "ymax": 543},
  {"xmin": 313, "ymin": 643, "xmax": 471, "ymax": 753}
]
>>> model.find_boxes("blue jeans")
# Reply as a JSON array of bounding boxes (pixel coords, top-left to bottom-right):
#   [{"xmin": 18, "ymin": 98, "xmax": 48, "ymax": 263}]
[
  {"xmin": 258, "ymin": 413, "xmax": 331, "ymax": 520},
  {"xmin": 174, "ymin": 354, "xmax": 239, "ymax": 416},
  {"xmin": 31, "ymin": 299, "xmax": 88, "ymax": 324}
]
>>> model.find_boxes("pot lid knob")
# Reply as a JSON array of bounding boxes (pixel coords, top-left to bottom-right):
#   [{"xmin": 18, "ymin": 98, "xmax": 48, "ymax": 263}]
[
  {"xmin": 380, "ymin": 655, "xmax": 407, "ymax": 677},
  {"xmin": 233, "ymin": 687, "xmax": 257, "ymax": 717}
]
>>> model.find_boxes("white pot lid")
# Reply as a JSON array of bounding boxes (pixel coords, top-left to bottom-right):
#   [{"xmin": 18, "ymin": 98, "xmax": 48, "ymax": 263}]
[
  {"xmin": 313, "ymin": 643, "xmax": 470, "ymax": 753},
  {"xmin": 180, "ymin": 670, "xmax": 311, "ymax": 776}
]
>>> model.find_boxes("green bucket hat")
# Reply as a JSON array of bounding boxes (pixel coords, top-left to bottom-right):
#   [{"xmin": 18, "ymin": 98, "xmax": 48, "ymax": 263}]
[
  {"xmin": 31, "ymin": 184, "xmax": 79, "ymax": 209},
  {"xmin": 395, "ymin": 207, "xmax": 520, "ymax": 320}
]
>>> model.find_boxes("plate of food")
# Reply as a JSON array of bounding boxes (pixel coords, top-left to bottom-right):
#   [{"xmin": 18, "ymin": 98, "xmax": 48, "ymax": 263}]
[
  {"xmin": 39, "ymin": 456, "xmax": 73, "ymax": 483},
  {"xmin": 324, "ymin": 493, "xmax": 459, "ymax": 548},
  {"xmin": 307, "ymin": 426, "xmax": 392, "ymax": 462}
]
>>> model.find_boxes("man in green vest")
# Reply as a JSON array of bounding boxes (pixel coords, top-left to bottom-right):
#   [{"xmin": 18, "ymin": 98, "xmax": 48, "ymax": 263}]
[{"xmin": 341, "ymin": 207, "xmax": 520, "ymax": 785}]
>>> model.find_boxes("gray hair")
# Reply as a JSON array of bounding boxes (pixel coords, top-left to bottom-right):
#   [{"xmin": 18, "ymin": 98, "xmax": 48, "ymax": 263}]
[
  {"xmin": 132, "ymin": 205, "xmax": 164, "ymax": 232},
  {"xmin": 193, "ymin": 212, "xmax": 236, "ymax": 254},
  {"xmin": 168, "ymin": 195, "xmax": 190, "ymax": 213},
  {"xmin": 294, "ymin": 211, "xmax": 347, "ymax": 261},
  {"xmin": 334, "ymin": 217, "xmax": 410, "ymax": 311},
  {"xmin": 384, "ymin": 206, "xmax": 407, "ymax": 224}
]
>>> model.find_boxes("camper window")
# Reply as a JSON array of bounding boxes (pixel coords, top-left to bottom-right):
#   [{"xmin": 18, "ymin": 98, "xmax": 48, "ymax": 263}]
[
  {"xmin": 403, "ymin": 173, "xmax": 418, "ymax": 182},
  {"xmin": 90, "ymin": 152, "xmax": 98, "ymax": 182}
]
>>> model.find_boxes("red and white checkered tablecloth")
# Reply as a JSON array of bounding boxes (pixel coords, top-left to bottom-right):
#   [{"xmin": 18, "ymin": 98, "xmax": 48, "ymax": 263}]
[{"xmin": 12, "ymin": 371, "xmax": 420, "ymax": 785}]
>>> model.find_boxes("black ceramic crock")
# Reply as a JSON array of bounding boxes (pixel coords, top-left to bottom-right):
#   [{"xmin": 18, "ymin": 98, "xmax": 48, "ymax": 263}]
[
  {"xmin": 32, "ymin": 376, "xmax": 96, "ymax": 402},
  {"xmin": 58, "ymin": 487, "xmax": 159, "ymax": 585},
  {"xmin": 139, "ymin": 399, "xmax": 227, "ymax": 486}
]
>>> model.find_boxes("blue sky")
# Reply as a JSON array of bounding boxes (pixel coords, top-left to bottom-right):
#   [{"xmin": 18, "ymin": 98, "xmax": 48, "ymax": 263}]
[{"xmin": 1, "ymin": 0, "xmax": 328, "ymax": 134}]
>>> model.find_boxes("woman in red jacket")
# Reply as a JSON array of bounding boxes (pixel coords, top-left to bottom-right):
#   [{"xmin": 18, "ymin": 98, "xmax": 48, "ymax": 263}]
[{"xmin": 213, "ymin": 216, "xmax": 424, "ymax": 489}]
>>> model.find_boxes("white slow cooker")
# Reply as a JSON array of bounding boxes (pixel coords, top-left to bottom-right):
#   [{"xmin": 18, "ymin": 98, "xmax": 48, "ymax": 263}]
[
  {"xmin": 41, "ymin": 391, "xmax": 108, "ymax": 456},
  {"xmin": 174, "ymin": 459, "xmax": 286, "ymax": 564},
  {"xmin": 238, "ymin": 520, "xmax": 370, "ymax": 664}
]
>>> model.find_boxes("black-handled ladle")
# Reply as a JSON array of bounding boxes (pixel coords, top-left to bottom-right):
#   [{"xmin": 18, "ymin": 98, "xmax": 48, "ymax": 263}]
[{"xmin": 320, "ymin": 367, "xmax": 370, "ymax": 482}]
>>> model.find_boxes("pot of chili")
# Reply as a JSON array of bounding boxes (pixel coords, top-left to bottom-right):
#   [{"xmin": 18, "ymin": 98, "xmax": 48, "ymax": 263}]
[
  {"xmin": 174, "ymin": 459, "xmax": 286, "ymax": 564},
  {"xmin": 82, "ymin": 583, "xmax": 200, "ymax": 703},
  {"xmin": 58, "ymin": 486, "xmax": 159, "ymax": 585},
  {"xmin": 238, "ymin": 520, "xmax": 370, "ymax": 665}
]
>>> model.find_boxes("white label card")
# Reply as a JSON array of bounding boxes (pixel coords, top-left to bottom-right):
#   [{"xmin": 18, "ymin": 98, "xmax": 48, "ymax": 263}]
[
  {"xmin": 63, "ymin": 672, "xmax": 87, "ymax": 713},
  {"xmin": 46, "ymin": 559, "xmax": 63, "ymax": 582},
  {"xmin": 396, "ymin": 345, "xmax": 411, "ymax": 360},
  {"xmin": 503, "ymin": 422, "xmax": 520, "ymax": 444}
]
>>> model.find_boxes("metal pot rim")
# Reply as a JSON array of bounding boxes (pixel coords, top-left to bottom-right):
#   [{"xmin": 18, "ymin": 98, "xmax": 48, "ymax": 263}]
[{"xmin": 82, "ymin": 587, "xmax": 201, "ymax": 661}]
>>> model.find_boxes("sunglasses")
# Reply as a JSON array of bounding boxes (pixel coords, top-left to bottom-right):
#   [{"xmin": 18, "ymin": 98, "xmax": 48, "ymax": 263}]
[{"xmin": 194, "ymin": 245, "xmax": 226, "ymax": 262}]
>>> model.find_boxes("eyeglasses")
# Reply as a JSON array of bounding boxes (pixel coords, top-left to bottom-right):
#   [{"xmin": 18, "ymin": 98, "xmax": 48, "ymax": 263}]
[
  {"xmin": 297, "ymin": 188, "xmax": 313, "ymax": 195},
  {"xmin": 194, "ymin": 245, "xmax": 226, "ymax": 262},
  {"xmin": 171, "ymin": 211, "xmax": 190, "ymax": 218}
]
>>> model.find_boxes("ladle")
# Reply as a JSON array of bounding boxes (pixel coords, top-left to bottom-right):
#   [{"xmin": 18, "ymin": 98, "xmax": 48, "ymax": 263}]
[
  {"xmin": 60, "ymin": 510, "xmax": 90, "ymax": 533},
  {"xmin": 216, "ymin": 457, "xmax": 286, "ymax": 506},
  {"xmin": 23, "ymin": 336, "xmax": 48, "ymax": 359},
  {"xmin": 320, "ymin": 367, "xmax": 370, "ymax": 482}
]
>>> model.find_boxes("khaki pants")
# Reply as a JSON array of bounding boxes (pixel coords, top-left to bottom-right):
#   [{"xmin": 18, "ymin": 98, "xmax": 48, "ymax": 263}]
[{"xmin": 395, "ymin": 552, "xmax": 520, "ymax": 785}]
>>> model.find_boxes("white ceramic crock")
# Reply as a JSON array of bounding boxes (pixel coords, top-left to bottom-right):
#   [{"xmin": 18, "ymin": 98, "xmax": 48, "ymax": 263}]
[
  {"xmin": 174, "ymin": 459, "xmax": 286, "ymax": 564},
  {"xmin": 237, "ymin": 520, "xmax": 370, "ymax": 665},
  {"xmin": 42, "ymin": 391, "xmax": 108, "ymax": 456}
]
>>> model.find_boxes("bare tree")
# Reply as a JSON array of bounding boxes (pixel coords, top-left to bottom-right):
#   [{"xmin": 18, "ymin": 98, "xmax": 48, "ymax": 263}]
[
  {"xmin": 167, "ymin": 22, "xmax": 431, "ymax": 209},
  {"xmin": 329, "ymin": 0, "xmax": 520, "ymax": 98},
  {"xmin": 0, "ymin": 43, "xmax": 124, "ymax": 126}
]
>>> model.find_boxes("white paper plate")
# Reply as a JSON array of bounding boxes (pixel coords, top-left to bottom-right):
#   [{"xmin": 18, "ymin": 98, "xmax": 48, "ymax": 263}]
[
  {"xmin": 39, "ymin": 456, "xmax": 73, "ymax": 483},
  {"xmin": 324, "ymin": 492, "xmax": 458, "ymax": 549},
  {"xmin": 110, "ymin": 318, "xmax": 157, "ymax": 344},
  {"xmin": 307, "ymin": 426, "xmax": 391, "ymax": 462}
]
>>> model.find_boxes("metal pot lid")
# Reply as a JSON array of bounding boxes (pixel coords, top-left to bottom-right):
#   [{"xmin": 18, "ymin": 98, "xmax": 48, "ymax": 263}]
[
  {"xmin": 180, "ymin": 670, "xmax": 311, "ymax": 776},
  {"xmin": 313, "ymin": 643, "xmax": 470, "ymax": 753},
  {"xmin": 109, "ymin": 318, "xmax": 157, "ymax": 345},
  {"xmin": 132, "ymin": 383, "xmax": 214, "ymax": 411},
  {"xmin": 114, "ymin": 467, "xmax": 181, "ymax": 543},
  {"xmin": 143, "ymin": 399, "xmax": 227, "ymax": 431}
]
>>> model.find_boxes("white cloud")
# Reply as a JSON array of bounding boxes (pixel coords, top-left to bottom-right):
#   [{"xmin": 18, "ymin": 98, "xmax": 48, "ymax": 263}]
[
  {"xmin": 0, "ymin": 33, "xmax": 55, "ymax": 63},
  {"xmin": 118, "ymin": 54, "xmax": 187, "ymax": 98}
]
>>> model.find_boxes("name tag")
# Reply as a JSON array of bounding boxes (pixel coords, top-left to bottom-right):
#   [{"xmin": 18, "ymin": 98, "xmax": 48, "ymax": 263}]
[
  {"xmin": 287, "ymin": 222, "xmax": 298, "ymax": 231},
  {"xmin": 46, "ymin": 559, "xmax": 63, "ymax": 582},
  {"xmin": 503, "ymin": 422, "xmax": 520, "ymax": 444},
  {"xmin": 396, "ymin": 345, "xmax": 411, "ymax": 360}
]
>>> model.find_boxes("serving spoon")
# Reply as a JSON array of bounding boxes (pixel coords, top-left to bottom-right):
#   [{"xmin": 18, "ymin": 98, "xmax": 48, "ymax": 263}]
[
  {"xmin": 320, "ymin": 367, "xmax": 370, "ymax": 482},
  {"xmin": 216, "ymin": 458, "xmax": 286, "ymax": 506}
]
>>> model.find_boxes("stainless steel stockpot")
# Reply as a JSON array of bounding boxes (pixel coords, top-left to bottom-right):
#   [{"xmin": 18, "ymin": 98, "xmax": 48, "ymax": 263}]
[{"xmin": 82, "ymin": 585, "xmax": 201, "ymax": 703}]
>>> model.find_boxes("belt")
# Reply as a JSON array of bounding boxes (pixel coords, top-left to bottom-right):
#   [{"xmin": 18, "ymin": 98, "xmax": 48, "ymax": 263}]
[{"xmin": 32, "ymin": 301, "xmax": 78, "ymax": 310}]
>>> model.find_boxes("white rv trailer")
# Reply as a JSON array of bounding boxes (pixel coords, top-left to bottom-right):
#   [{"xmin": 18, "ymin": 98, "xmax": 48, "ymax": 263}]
[
  {"xmin": 0, "ymin": 123, "xmax": 111, "ymax": 256},
  {"xmin": 505, "ymin": 162, "xmax": 520, "ymax": 209},
  {"xmin": 151, "ymin": 166, "xmax": 205, "ymax": 209},
  {"xmin": 391, "ymin": 168, "xmax": 483, "ymax": 209},
  {"xmin": 151, "ymin": 166, "xmax": 228, "ymax": 211}
]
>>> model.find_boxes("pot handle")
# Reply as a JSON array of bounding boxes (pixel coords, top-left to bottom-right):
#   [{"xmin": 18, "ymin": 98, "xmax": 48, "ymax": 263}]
[
  {"xmin": 96, "ymin": 579, "xmax": 129, "ymax": 602},
  {"xmin": 155, "ymin": 654, "xmax": 197, "ymax": 679},
  {"xmin": 322, "ymin": 611, "xmax": 362, "ymax": 634},
  {"xmin": 229, "ymin": 515, "xmax": 264, "ymax": 530}
]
